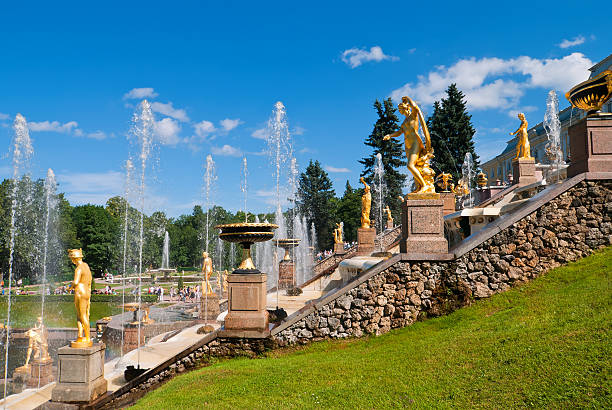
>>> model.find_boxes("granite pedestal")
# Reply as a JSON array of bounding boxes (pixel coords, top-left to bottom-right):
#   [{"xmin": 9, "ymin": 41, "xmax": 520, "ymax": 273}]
[
  {"xmin": 568, "ymin": 115, "xmax": 612, "ymax": 177},
  {"xmin": 200, "ymin": 292, "xmax": 221, "ymax": 321},
  {"xmin": 512, "ymin": 157, "xmax": 537, "ymax": 187},
  {"xmin": 440, "ymin": 192, "xmax": 456, "ymax": 216},
  {"xmin": 51, "ymin": 343, "xmax": 107, "ymax": 404},
  {"xmin": 220, "ymin": 272, "xmax": 269, "ymax": 338},
  {"xmin": 333, "ymin": 242, "xmax": 346, "ymax": 254},
  {"xmin": 27, "ymin": 357, "xmax": 54, "ymax": 387},
  {"xmin": 123, "ymin": 323, "xmax": 145, "ymax": 353},
  {"xmin": 400, "ymin": 194, "xmax": 448, "ymax": 254},
  {"xmin": 356, "ymin": 227, "xmax": 376, "ymax": 256},
  {"xmin": 278, "ymin": 260, "xmax": 295, "ymax": 289}
]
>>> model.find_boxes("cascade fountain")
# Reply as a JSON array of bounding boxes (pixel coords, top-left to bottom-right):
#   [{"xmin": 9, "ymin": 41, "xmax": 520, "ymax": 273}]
[
  {"xmin": 161, "ymin": 232, "xmax": 170, "ymax": 270},
  {"xmin": 544, "ymin": 90, "xmax": 563, "ymax": 183},
  {"xmin": 120, "ymin": 159, "xmax": 134, "ymax": 358},
  {"xmin": 461, "ymin": 152, "xmax": 474, "ymax": 208},
  {"xmin": 3, "ymin": 114, "xmax": 34, "ymax": 402},
  {"xmin": 204, "ymin": 155, "xmax": 216, "ymax": 253},
  {"xmin": 372, "ymin": 153, "xmax": 387, "ymax": 234}
]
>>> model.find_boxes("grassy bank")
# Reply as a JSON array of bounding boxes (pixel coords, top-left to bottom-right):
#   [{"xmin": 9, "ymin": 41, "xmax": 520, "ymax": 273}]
[{"xmin": 134, "ymin": 246, "xmax": 611, "ymax": 409}]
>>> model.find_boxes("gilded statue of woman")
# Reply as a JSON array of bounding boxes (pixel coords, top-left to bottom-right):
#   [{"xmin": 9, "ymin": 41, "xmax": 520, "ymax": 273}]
[
  {"xmin": 202, "ymin": 251, "xmax": 214, "ymax": 295},
  {"xmin": 510, "ymin": 113, "xmax": 532, "ymax": 159},
  {"xmin": 68, "ymin": 249, "xmax": 93, "ymax": 348},
  {"xmin": 384, "ymin": 96, "xmax": 436, "ymax": 194},
  {"xmin": 360, "ymin": 177, "xmax": 372, "ymax": 228}
]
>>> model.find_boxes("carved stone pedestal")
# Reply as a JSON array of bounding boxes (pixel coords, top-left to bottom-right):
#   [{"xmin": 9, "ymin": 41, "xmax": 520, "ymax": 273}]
[
  {"xmin": 512, "ymin": 157, "xmax": 537, "ymax": 187},
  {"xmin": 220, "ymin": 273, "xmax": 269, "ymax": 338},
  {"xmin": 278, "ymin": 261, "xmax": 295, "ymax": 289},
  {"xmin": 123, "ymin": 323, "xmax": 145, "ymax": 353},
  {"xmin": 333, "ymin": 242, "xmax": 346, "ymax": 254},
  {"xmin": 568, "ymin": 115, "xmax": 612, "ymax": 177},
  {"xmin": 51, "ymin": 343, "xmax": 107, "ymax": 404},
  {"xmin": 400, "ymin": 194, "xmax": 448, "ymax": 254},
  {"xmin": 200, "ymin": 292, "xmax": 220, "ymax": 321},
  {"xmin": 27, "ymin": 357, "xmax": 54, "ymax": 387},
  {"xmin": 439, "ymin": 192, "xmax": 456, "ymax": 216},
  {"xmin": 356, "ymin": 227, "xmax": 376, "ymax": 256}
]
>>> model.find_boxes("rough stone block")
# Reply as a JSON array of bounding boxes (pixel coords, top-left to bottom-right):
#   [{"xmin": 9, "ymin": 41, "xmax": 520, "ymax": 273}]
[{"xmin": 356, "ymin": 227, "xmax": 376, "ymax": 256}]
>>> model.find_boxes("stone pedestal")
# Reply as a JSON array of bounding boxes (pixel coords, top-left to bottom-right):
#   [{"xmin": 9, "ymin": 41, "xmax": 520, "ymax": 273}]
[
  {"xmin": 356, "ymin": 227, "xmax": 376, "ymax": 256},
  {"xmin": 200, "ymin": 292, "xmax": 220, "ymax": 321},
  {"xmin": 220, "ymin": 273, "xmax": 269, "ymax": 338},
  {"xmin": 400, "ymin": 194, "xmax": 448, "ymax": 254},
  {"xmin": 512, "ymin": 157, "xmax": 537, "ymax": 187},
  {"xmin": 333, "ymin": 242, "xmax": 346, "ymax": 254},
  {"xmin": 278, "ymin": 260, "xmax": 295, "ymax": 289},
  {"xmin": 27, "ymin": 357, "xmax": 54, "ymax": 387},
  {"xmin": 51, "ymin": 343, "xmax": 107, "ymax": 404},
  {"xmin": 122, "ymin": 323, "xmax": 145, "ymax": 353},
  {"xmin": 568, "ymin": 116, "xmax": 612, "ymax": 177},
  {"xmin": 439, "ymin": 192, "xmax": 456, "ymax": 216},
  {"xmin": 386, "ymin": 219, "xmax": 394, "ymax": 230}
]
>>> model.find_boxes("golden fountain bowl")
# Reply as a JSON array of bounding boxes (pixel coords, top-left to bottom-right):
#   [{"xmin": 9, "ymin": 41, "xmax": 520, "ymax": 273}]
[
  {"xmin": 565, "ymin": 70, "xmax": 612, "ymax": 116},
  {"xmin": 216, "ymin": 223, "xmax": 278, "ymax": 272},
  {"xmin": 273, "ymin": 238, "xmax": 301, "ymax": 261}
]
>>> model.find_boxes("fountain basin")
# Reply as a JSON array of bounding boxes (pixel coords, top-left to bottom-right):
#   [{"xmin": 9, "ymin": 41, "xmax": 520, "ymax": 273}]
[
  {"xmin": 273, "ymin": 238, "xmax": 300, "ymax": 261},
  {"xmin": 216, "ymin": 223, "xmax": 278, "ymax": 273}
]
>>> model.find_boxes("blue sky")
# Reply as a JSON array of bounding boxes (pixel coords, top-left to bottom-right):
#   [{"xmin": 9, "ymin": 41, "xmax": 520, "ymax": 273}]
[{"xmin": 0, "ymin": 1, "xmax": 608, "ymax": 217}]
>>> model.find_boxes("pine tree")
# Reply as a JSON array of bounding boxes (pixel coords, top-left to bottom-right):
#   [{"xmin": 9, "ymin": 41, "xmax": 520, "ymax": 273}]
[
  {"xmin": 334, "ymin": 181, "xmax": 361, "ymax": 243},
  {"xmin": 297, "ymin": 160, "xmax": 335, "ymax": 251},
  {"xmin": 427, "ymin": 84, "xmax": 479, "ymax": 182},
  {"xmin": 359, "ymin": 98, "xmax": 406, "ymax": 223}
]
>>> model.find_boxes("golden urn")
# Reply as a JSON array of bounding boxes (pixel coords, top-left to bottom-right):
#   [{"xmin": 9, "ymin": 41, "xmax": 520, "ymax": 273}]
[{"xmin": 565, "ymin": 70, "xmax": 612, "ymax": 116}]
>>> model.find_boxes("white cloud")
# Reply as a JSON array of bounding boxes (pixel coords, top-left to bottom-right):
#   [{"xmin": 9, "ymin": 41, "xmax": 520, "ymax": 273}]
[
  {"xmin": 324, "ymin": 165, "xmax": 351, "ymax": 173},
  {"xmin": 154, "ymin": 117, "xmax": 181, "ymax": 145},
  {"xmin": 123, "ymin": 87, "xmax": 158, "ymax": 100},
  {"xmin": 293, "ymin": 126, "xmax": 305, "ymax": 136},
  {"xmin": 251, "ymin": 128, "xmax": 267, "ymax": 140},
  {"xmin": 508, "ymin": 105, "xmax": 538, "ymax": 119},
  {"xmin": 150, "ymin": 101, "xmax": 189, "ymax": 122},
  {"xmin": 57, "ymin": 170, "xmax": 123, "ymax": 205},
  {"xmin": 194, "ymin": 120, "xmax": 216, "ymax": 139},
  {"xmin": 211, "ymin": 144, "xmax": 242, "ymax": 157},
  {"xmin": 0, "ymin": 113, "xmax": 9, "ymax": 120},
  {"xmin": 390, "ymin": 53, "xmax": 592, "ymax": 111},
  {"xmin": 558, "ymin": 36, "xmax": 585, "ymax": 49},
  {"xmin": 86, "ymin": 130, "xmax": 108, "ymax": 140},
  {"xmin": 29, "ymin": 120, "xmax": 79, "ymax": 133},
  {"xmin": 220, "ymin": 118, "xmax": 242, "ymax": 132},
  {"xmin": 341, "ymin": 46, "xmax": 399, "ymax": 68}
]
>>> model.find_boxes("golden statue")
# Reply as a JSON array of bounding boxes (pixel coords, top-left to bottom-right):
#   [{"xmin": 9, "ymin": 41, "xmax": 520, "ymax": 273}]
[
  {"xmin": 23, "ymin": 317, "xmax": 51, "ymax": 367},
  {"xmin": 384, "ymin": 206, "xmax": 393, "ymax": 226},
  {"xmin": 435, "ymin": 172, "xmax": 454, "ymax": 192},
  {"xmin": 452, "ymin": 179, "xmax": 470, "ymax": 197},
  {"xmin": 202, "ymin": 251, "xmax": 214, "ymax": 295},
  {"xmin": 477, "ymin": 172, "xmax": 488, "ymax": 187},
  {"xmin": 68, "ymin": 248, "xmax": 93, "ymax": 348},
  {"xmin": 222, "ymin": 270, "xmax": 228, "ymax": 292},
  {"xmin": 384, "ymin": 96, "xmax": 436, "ymax": 194},
  {"xmin": 360, "ymin": 177, "xmax": 372, "ymax": 228},
  {"xmin": 510, "ymin": 113, "xmax": 532, "ymax": 159},
  {"xmin": 333, "ymin": 223, "xmax": 343, "ymax": 244}
]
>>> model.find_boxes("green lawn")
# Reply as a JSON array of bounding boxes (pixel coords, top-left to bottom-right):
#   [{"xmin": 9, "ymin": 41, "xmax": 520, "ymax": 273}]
[
  {"xmin": 0, "ymin": 301, "xmax": 121, "ymax": 328},
  {"xmin": 133, "ymin": 246, "xmax": 611, "ymax": 409}
]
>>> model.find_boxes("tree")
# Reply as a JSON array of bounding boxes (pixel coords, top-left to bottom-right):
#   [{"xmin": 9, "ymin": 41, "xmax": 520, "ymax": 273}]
[
  {"xmin": 359, "ymin": 98, "xmax": 406, "ymax": 224},
  {"xmin": 333, "ymin": 181, "xmax": 361, "ymax": 243},
  {"xmin": 427, "ymin": 84, "xmax": 479, "ymax": 182},
  {"xmin": 71, "ymin": 205, "xmax": 119, "ymax": 276},
  {"xmin": 297, "ymin": 160, "xmax": 335, "ymax": 251}
]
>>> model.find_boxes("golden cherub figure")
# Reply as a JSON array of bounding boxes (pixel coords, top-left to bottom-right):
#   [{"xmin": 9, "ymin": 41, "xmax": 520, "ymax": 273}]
[
  {"xmin": 68, "ymin": 248, "xmax": 93, "ymax": 348},
  {"xmin": 360, "ymin": 177, "xmax": 372, "ymax": 228},
  {"xmin": 202, "ymin": 251, "xmax": 214, "ymax": 295},
  {"xmin": 384, "ymin": 96, "xmax": 436, "ymax": 194},
  {"xmin": 510, "ymin": 113, "xmax": 532, "ymax": 159},
  {"xmin": 24, "ymin": 316, "xmax": 51, "ymax": 366},
  {"xmin": 333, "ymin": 222, "xmax": 343, "ymax": 244},
  {"xmin": 435, "ymin": 172, "xmax": 454, "ymax": 192}
]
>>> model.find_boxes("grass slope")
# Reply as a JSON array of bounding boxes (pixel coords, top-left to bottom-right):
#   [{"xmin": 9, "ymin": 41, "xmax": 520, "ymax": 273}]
[{"xmin": 134, "ymin": 247, "xmax": 612, "ymax": 409}]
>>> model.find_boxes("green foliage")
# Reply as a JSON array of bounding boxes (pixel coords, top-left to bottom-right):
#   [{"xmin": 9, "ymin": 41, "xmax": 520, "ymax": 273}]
[
  {"xmin": 134, "ymin": 247, "xmax": 612, "ymax": 409},
  {"xmin": 177, "ymin": 274, "xmax": 184, "ymax": 290},
  {"xmin": 360, "ymin": 98, "xmax": 406, "ymax": 223},
  {"xmin": 428, "ymin": 84, "xmax": 479, "ymax": 182},
  {"xmin": 297, "ymin": 160, "xmax": 336, "ymax": 251},
  {"xmin": 333, "ymin": 181, "xmax": 361, "ymax": 243}
]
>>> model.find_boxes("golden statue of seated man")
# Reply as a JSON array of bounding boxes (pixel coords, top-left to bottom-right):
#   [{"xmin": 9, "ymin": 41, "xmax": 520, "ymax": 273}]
[
  {"xmin": 384, "ymin": 96, "xmax": 436, "ymax": 194},
  {"xmin": 68, "ymin": 248, "xmax": 93, "ymax": 348},
  {"xmin": 24, "ymin": 316, "xmax": 51, "ymax": 366}
]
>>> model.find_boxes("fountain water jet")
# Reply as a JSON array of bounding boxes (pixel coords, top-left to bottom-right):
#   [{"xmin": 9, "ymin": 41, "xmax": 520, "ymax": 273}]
[
  {"xmin": 544, "ymin": 90, "xmax": 563, "ymax": 184},
  {"xmin": 372, "ymin": 153, "xmax": 387, "ymax": 234},
  {"xmin": 161, "ymin": 231, "xmax": 170, "ymax": 270}
]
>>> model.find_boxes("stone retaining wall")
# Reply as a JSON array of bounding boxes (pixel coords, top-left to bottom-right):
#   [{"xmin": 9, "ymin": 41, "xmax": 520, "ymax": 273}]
[{"xmin": 274, "ymin": 180, "xmax": 611, "ymax": 344}]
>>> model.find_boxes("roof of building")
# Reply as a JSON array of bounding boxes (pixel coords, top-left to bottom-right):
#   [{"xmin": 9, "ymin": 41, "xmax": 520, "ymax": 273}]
[{"xmin": 589, "ymin": 54, "xmax": 612, "ymax": 76}]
